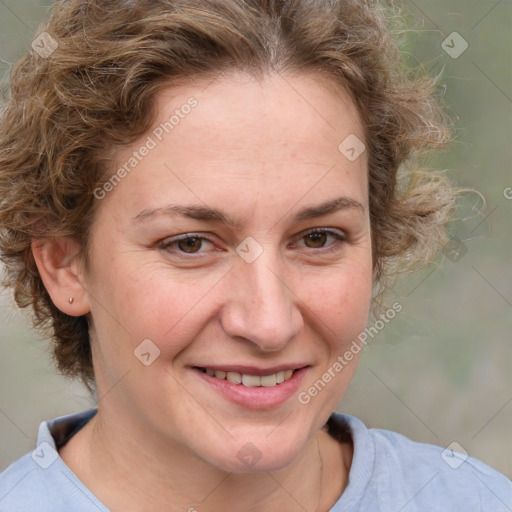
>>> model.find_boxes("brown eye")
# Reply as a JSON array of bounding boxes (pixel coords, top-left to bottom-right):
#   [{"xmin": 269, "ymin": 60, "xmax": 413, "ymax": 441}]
[
  {"xmin": 159, "ymin": 234, "xmax": 214, "ymax": 256},
  {"xmin": 177, "ymin": 237, "xmax": 203, "ymax": 253},
  {"xmin": 304, "ymin": 232, "xmax": 328, "ymax": 248},
  {"xmin": 295, "ymin": 229, "xmax": 346, "ymax": 252}
]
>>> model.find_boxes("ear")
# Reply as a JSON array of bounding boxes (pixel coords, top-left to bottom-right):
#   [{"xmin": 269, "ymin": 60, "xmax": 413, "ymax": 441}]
[{"xmin": 31, "ymin": 238, "xmax": 90, "ymax": 316}]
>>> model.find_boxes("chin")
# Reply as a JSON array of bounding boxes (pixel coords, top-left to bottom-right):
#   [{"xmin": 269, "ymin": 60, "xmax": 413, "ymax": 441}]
[{"xmin": 202, "ymin": 428, "xmax": 309, "ymax": 474}]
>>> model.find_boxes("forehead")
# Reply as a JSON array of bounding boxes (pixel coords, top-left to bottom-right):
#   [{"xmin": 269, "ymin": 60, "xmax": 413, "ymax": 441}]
[
  {"xmin": 152, "ymin": 70, "xmax": 364, "ymax": 155},
  {"xmin": 105, "ymin": 71, "xmax": 368, "ymax": 221}
]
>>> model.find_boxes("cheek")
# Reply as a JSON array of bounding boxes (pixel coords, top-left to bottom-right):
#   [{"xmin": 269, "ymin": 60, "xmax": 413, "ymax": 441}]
[
  {"xmin": 91, "ymin": 260, "xmax": 224, "ymax": 356},
  {"xmin": 340, "ymin": 263, "xmax": 373, "ymax": 321},
  {"xmin": 300, "ymin": 259, "xmax": 373, "ymax": 340},
  {"xmin": 88, "ymin": 232, "xmax": 372, "ymax": 366}
]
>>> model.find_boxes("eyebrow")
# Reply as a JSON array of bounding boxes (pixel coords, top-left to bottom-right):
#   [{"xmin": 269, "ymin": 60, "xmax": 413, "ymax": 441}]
[{"xmin": 133, "ymin": 196, "xmax": 365, "ymax": 227}]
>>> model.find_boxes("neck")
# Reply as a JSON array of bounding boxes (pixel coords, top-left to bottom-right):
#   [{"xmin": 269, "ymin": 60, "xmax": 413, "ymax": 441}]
[{"xmin": 59, "ymin": 408, "xmax": 351, "ymax": 512}]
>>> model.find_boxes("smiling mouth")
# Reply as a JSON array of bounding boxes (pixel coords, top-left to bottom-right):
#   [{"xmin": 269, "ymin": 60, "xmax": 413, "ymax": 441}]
[{"xmin": 196, "ymin": 367, "xmax": 297, "ymax": 387}]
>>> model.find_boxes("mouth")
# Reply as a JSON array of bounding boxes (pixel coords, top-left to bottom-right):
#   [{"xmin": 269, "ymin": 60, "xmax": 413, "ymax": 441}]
[
  {"xmin": 192, "ymin": 364, "xmax": 310, "ymax": 409},
  {"xmin": 195, "ymin": 367, "xmax": 298, "ymax": 387}
]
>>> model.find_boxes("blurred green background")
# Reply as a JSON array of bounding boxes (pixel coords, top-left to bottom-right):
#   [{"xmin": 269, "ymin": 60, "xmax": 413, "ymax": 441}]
[{"xmin": 1, "ymin": 0, "xmax": 511, "ymax": 477}]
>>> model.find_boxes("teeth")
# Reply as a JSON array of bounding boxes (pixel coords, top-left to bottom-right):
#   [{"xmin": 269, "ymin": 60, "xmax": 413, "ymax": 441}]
[
  {"xmin": 226, "ymin": 371, "xmax": 242, "ymax": 384},
  {"xmin": 260, "ymin": 374, "xmax": 277, "ymax": 387},
  {"xmin": 203, "ymin": 368, "xmax": 296, "ymax": 387},
  {"xmin": 242, "ymin": 374, "xmax": 261, "ymax": 387}
]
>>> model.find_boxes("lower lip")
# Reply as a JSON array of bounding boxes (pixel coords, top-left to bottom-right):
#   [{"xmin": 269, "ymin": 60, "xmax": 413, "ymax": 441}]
[{"xmin": 193, "ymin": 367, "xmax": 309, "ymax": 409}]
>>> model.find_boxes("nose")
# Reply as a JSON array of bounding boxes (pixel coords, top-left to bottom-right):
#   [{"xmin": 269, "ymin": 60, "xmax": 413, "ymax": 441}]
[{"xmin": 220, "ymin": 254, "xmax": 304, "ymax": 352}]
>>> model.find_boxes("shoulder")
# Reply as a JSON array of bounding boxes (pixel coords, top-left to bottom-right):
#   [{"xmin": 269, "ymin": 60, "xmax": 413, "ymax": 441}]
[
  {"xmin": 0, "ymin": 453, "xmax": 105, "ymax": 512},
  {"xmin": 370, "ymin": 426, "xmax": 511, "ymax": 508},
  {"xmin": 0, "ymin": 409, "xmax": 106, "ymax": 512},
  {"xmin": 328, "ymin": 413, "xmax": 512, "ymax": 511},
  {"xmin": 0, "ymin": 453, "xmax": 64, "ymax": 512},
  {"xmin": 0, "ymin": 451, "xmax": 84, "ymax": 512},
  {"xmin": 0, "ymin": 453, "xmax": 37, "ymax": 506}
]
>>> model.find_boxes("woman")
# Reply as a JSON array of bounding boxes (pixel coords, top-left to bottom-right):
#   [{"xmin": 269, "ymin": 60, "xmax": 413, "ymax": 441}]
[{"xmin": 0, "ymin": 0, "xmax": 510, "ymax": 510}]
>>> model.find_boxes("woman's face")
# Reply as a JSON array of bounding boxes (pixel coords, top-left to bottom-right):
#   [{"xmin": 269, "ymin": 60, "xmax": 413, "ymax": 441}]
[{"xmin": 83, "ymin": 72, "xmax": 373, "ymax": 472}]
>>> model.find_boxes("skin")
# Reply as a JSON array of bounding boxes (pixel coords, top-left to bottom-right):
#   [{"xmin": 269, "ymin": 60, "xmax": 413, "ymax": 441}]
[{"xmin": 33, "ymin": 71, "xmax": 373, "ymax": 511}]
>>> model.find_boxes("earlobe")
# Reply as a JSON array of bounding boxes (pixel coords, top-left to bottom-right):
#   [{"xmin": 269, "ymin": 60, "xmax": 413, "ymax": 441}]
[{"xmin": 31, "ymin": 238, "xmax": 90, "ymax": 317}]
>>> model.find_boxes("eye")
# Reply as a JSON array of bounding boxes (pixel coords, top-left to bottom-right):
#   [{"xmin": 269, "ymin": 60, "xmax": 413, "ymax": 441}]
[
  {"xmin": 295, "ymin": 228, "xmax": 346, "ymax": 251},
  {"xmin": 158, "ymin": 228, "xmax": 346, "ymax": 257},
  {"xmin": 159, "ymin": 234, "xmax": 214, "ymax": 255}
]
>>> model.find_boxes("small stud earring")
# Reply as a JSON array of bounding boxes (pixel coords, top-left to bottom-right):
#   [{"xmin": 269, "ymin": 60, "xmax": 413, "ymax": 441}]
[{"xmin": 69, "ymin": 297, "xmax": 74, "ymax": 304}]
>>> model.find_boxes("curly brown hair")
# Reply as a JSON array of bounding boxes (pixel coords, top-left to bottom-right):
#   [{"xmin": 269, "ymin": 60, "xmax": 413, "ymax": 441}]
[{"xmin": 0, "ymin": 0, "xmax": 455, "ymax": 388}]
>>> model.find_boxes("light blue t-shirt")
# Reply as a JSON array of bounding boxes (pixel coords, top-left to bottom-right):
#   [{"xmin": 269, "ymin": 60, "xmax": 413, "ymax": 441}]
[{"xmin": 0, "ymin": 409, "xmax": 510, "ymax": 511}]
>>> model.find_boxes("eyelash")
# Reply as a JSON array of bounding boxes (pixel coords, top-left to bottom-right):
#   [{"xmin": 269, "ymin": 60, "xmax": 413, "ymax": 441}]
[{"xmin": 158, "ymin": 228, "xmax": 346, "ymax": 257}]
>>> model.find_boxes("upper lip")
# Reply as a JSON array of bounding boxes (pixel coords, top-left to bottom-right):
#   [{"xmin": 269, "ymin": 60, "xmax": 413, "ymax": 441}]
[{"xmin": 193, "ymin": 364, "xmax": 309, "ymax": 376}]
